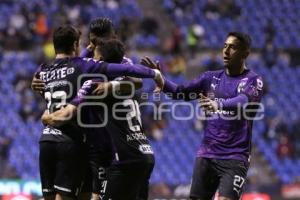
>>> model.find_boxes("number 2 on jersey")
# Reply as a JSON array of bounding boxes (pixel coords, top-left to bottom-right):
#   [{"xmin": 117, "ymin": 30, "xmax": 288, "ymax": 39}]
[
  {"xmin": 122, "ymin": 99, "xmax": 142, "ymax": 132},
  {"xmin": 44, "ymin": 91, "xmax": 67, "ymax": 112}
]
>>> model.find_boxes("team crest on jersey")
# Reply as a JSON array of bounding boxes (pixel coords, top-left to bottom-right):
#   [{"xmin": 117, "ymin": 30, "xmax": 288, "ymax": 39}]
[
  {"xmin": 210, "ymin": 76, "xmax": 220, "ymax": 91},
  {"xmin": 237, "ymin": 78, "xmax": 248, "ymax": 93}
]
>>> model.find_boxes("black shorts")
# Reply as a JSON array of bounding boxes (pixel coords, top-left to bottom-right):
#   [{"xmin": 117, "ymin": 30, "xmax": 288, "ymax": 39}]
[
  {"xmin": 81, "ymin": 144, "xmax": 112, "ymax": 194},
  {"xmin": 190, "ymin": 157, "xmax": 249, "ymax": 200},
  {"xmin": 39, "ymin": 141, "xmax": 87, "ymax": 198},
  {"xmin": 102, "ymin": 162, "xmax": 154, "ymax": 200}
]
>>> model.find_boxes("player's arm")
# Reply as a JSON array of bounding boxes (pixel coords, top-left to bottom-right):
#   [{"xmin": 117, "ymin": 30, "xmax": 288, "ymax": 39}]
[
  {"xmin": 92, "ymin": 77, "xmax": 143, "ymax": 95},
  {"xmin": 220, "ymin": 76, "xmax": 263, "ymax": 110},
  {"xmin": 82, "ymin": 58, "xmax": 164, "ymax": 90},
  {"xmin": 80, "ymin": 44, "xmax": 95, "ymax": 58},
  {"xmin": 31, "ymin": 65, "xmax": 45, "ymax": 94},
  {"xmin": 162, "ymin": 73, "xmax": 210, "ymax": 101},
  {"xmin": 31, "ymin": 75, "xmax": 45, "ymax": 94},
  {"xmin": 140, "ymin": 57, "xmax": 209, "ymax": 100},
  {"xmin": 41, "ymin": 104, "xmax": 77, "ymax": 127},
  {"xmin": 200, "ymin": 77, "xmax": 264, "ymax": 112}
]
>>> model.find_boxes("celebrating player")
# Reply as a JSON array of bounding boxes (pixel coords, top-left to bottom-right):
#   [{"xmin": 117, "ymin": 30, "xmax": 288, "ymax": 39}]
[
  {"xmin": 42, "ymin": 39, "xmax": 155, "ymax": 200},
  {"xmin": 34, "ymin": 25, "xmax": 163, "ymax": 200},
  {"xmin": 142, "ymin": 32, "xmax": 263, "ymax": 200}
]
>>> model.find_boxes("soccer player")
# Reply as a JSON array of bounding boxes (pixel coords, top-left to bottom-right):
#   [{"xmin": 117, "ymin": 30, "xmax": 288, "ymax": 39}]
[
  {"xmin": 35, "ymin": 25, "xmax": 163, "ymax": 200},
  {"xmin": 42, "ymin": 39, "xmax": 155, "ymax": 200},
  {"xmin": 32, "ymin": 17, "xmax": 142, "ymax": 200},
  {"xmin": 142, "ymin": 32, "xmax": 264, "ymax": 200},
  {"xmin": 79, "ymin": 18, "xmax": 142, "ymax": 200}
]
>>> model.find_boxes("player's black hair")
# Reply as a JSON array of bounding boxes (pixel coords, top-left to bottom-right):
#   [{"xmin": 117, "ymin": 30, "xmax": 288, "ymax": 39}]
[
  {"xmin": 53, "ymin": 25, "xmax": 81, "ymax": 54},
  {"xmin": 227, "ymin": 32, "xmax": 252, "ymax": 50},
  {"xmin": 96, "ymin": 39, "xmax": 125, "ymax": 63},
  {"xmin": 89, "ymin": 17, "xmax": 115, "ymax": 38}
]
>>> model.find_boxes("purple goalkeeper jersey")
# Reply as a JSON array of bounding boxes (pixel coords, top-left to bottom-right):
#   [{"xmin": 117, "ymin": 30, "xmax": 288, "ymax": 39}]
[{"xmin": 163, "ymin": 69, "xmax": 263, "ymax": 164}]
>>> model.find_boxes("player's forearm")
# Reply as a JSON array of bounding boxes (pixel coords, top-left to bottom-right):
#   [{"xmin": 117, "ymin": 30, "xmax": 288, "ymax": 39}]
[
  {"xmin": 218, "ymin": 94, "xmax": 249, "ymax": 110},
  {"xmin": 163, "ymin": 79, "xmax": 196, "ymax": 101},
  {"xmin": 105, "ymin": 63, "xmax": 158, "ymax": 79},
  {"xmin": 118, "ymin": 77, "xmax": 143, "ymax": 94},
  {"xmin": 42, "ymin": 105, "xmax": 77, "ymax": 127}
]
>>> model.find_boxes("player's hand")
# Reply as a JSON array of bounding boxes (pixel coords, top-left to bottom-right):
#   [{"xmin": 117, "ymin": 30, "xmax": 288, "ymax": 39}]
[
  {"xmin": 92, "ymin": 82, "xmax": 112, "ymax": 95},
  {"xmin": 140, "ymin": 56, "xmax": 161, "ymax": 70},
  {"xmin": 153, "ymin": 71, "xmax": 164, "ymax": 93},
  {"xmin": 140, "ymin": 57, "xmax": 164, "ymax": 92},
  {"xmin": 41, "ymin": 110, "xmax": 50, "ymax": 126},
  {"xmin": 31, "ymin": 74, "xmax": 45, "ymax": 93},
  {"xmin": 198, "ymin": 93, "xmax": 218, "ymax": 113},
  {"xmin": 87, "ymin": 42, "xmax": 96, "ymax": 52}
]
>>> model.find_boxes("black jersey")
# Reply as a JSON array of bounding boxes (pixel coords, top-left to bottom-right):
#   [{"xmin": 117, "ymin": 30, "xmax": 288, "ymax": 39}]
[
  {"xmin": 71, "ymin": 79, "xmax": 155, "ymax": 165},
  {"xmin": 36, "ymin": 57, "xmax": 108, "ymax": 143}
]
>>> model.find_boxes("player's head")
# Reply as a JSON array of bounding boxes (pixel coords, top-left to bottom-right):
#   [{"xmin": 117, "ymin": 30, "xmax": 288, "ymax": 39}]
[
  {"xmin": 223, "ymin": 32, "xmax": 251, "ymax": 69},
  {"xmin": 53, "ymin": 25, "xmax": 81, "ymax": 56},
  {"xmin": 89, "ymin": 17, "xmax": 116, "ymax": 44},
  {"xmin": 95, "ymin": 39, "xmax": 125, "ymax": 63}
]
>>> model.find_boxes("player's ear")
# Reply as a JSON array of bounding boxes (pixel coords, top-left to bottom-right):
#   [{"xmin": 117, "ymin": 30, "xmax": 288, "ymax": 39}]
[
  {"xmin": 73, "ymin": 41, "xmax": 80, "ymax": 55},
  {"xmin": 73, "ymin": 41, "xmax": 79, "ymax": 49},
  {"xmin": 243, "ymin": 49, "xmax": 250, "ymax": 59}
]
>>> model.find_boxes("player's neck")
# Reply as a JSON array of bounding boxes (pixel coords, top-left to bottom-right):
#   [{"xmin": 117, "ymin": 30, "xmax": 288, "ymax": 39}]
[{"xmin": 226, "ymin": 64, "xmax": 246, "ymax": 76}]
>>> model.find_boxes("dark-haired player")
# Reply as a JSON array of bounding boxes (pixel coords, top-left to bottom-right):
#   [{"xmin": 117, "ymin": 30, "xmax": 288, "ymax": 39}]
[
  {"xmin": 142, "ymin": 32, "xmax": 263, "ymax": 200},
  {"xmin": 35, "ymin": 25, "xmax": 163, "ymax": 200},
  {"xmin": 80, "ymin": 17, "xmax": 117, "ymax": 58},
  {"xmin": 31, "ymin": 18, "xmax": 143, "ymax": 200},
  {"xmin": 81, "ymin": 38, "xmax": 143, "ymax": 200},
  {"xmin": 42, "ymin": 39, "xmax": 155, "ymax": 200}
]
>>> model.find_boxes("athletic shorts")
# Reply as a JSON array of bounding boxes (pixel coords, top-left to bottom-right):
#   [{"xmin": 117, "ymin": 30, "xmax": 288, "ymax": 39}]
[
  {"xmin": 81, "ymin": 144, "xmax": 112, "ymax": 195},
  {"xmin": 102, "ymin": 162, "xmax": 154, "ymax": 200},
  {"xmin": 39, "ymin": 141, "xmax": 87, "ymax": 198},
  {"xmin": 190, "ymin": 157, "xmax": 249, "ymax": 200}
]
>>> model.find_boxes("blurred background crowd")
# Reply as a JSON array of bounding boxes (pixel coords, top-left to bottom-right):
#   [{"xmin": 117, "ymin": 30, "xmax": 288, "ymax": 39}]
[{"xmin": 1, "ymin": 0, "xmax": 300, "ymax": 199}]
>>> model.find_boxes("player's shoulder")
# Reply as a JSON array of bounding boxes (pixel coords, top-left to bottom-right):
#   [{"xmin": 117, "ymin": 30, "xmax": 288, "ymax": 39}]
[
  {"xmin": 208, "ymin": 69, "xmax": 224, "ymax": 75},
  {"xmin": 246, "ymin": 69, "xmax": 263, "ymax": 81},
  {"xmin": 71, "ymin": 56, "xmax": 97, "ymax": 63},
  {"xmin": 71, "ymin": 57, "xmax": 105, "ymax": 68},
  {"xmin": 201, "ymin": 69, "xmax": 224, "ymax": 79}
]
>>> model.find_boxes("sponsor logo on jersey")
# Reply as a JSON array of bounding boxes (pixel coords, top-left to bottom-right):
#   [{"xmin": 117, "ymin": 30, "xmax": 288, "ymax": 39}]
[{"xmin": 139, "ymin": 144, "xmax": 154, "ymax": 154}]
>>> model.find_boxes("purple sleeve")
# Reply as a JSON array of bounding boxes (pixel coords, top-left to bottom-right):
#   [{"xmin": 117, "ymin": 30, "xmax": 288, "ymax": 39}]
[
  {"xmin": 220, "ymin": 76, "xmax": 264, "ymax": 110},
  {"xmin": 104, "ymin": 63, "xmax": 156, "ymax": 78},
  {"xmin": 80, "ymin": 58, "xmax": 107, "ymax": 74},
  {"xmin": 79, "ymin": 58, "xmax": 156, "ymax": 78},
  {"xmin": 70, "ymin": 80, "xmax": 94, "ymax": 106},
  {"xmin": 80, "ymin": 48, "xmax": 94, "ymax": 58},
  {"xmin": 163, "ymin": 71, "xmax": 211, "ymax": 100},
  {"xmin": 219, "ymin": 94, "xmax": 249, "ymax": 110}
]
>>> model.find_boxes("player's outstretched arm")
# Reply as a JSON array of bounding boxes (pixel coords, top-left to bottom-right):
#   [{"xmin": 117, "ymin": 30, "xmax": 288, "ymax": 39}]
[
  {"xmin": 41, "ymin": 104, "xmax": 77, "ymax": 127},
  {"xmin": 83, "ymin": 58, "xmax": 164, "ymax": 90},
  {"xmin": 140, "ymin": 56, "xmax": 209, "ymax": 101},
  {"xmin": 92, "ymin": 77, "xmax": 143, "ymax": 95}
]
